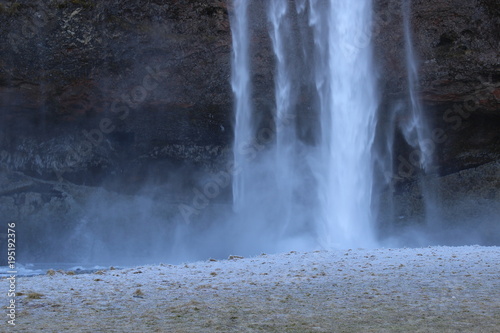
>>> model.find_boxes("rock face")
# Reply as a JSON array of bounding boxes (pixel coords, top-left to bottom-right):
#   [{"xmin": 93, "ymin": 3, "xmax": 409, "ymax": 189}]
[
  {"xmin": 0, "ymin": 0, "xmax": 497, "ymax": 184},
  {"xmin": 376, "ymin": 159, "xmax": 500, "ymax": 246},
  {"xmin": 0, "ymin": 0, "xmax": 233, "ymax": 188},
  {"xmin": 374, "ymin": 0, "xmax": 499, "ymax": 177},
  {"xmin": 0, "ymin": 0, "xmax": 498, "ymax": 241}
]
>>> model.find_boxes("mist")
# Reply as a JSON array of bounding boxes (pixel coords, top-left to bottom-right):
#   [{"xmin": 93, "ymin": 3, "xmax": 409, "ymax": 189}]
[{"xmin": 0, "ymin": 0, "xmax": 498, "ymax": 273}]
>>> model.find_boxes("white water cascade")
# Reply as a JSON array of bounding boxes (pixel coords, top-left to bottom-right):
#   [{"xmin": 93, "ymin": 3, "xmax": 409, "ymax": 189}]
[
  {"xmin": 401, "ymin": 0, "xmax": 433, "ymax": 171},
  {"xmin": 308, "ymin": 1, "xmax": 378, "ymax": 248},
  {"xmin": 230, "ymin": 0, "xmax": 253, "ymax": 212},
  {"xmin": 268, "ymin": 0, "xmax": 299, "ymax": 236},
  {"xmin": 231, "ymin": 0, "xmax": 379, "ymax": 250},
  {"xmin": 401, "ymin": 0, "xmax": 441, "ymax": 234}
]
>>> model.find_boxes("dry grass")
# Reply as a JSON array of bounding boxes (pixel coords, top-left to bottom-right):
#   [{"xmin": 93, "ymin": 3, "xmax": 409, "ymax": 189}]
[
  {"xmin": 6, "ymin": 247, "xmax": 499, "ymax": 332},
  {"xmin": 25, "ymin": 292, "xmax": 44, "ymax": 300}
]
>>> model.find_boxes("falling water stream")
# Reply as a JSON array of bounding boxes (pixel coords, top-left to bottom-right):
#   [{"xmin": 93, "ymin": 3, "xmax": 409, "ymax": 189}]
[
  {"xmin": 309, "ymin": 1, "xmax": 378, "ymax": 248},
  {"xmin": 230, "ymin": 0, "xmax": 253, "ymax": 212},
  {"xmin": 401, "ymin": 0, "xmax": 433, "ymax": 171},
  {"xmin": 401, "ymin": 0, "xmax": 441, "ymax": 236},
  {"xmin": 1, "ymin": 0, "xmax": 496, "ymax": 278},
  {"xmin": 231, "ymin": 0, "xmax": 380, "ymax": 249}
]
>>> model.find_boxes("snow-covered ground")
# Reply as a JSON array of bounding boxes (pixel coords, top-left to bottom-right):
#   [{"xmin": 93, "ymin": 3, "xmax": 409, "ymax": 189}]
[{"xmin": 2, "ymin": 245, "xmax": 499, "ymax": 332}]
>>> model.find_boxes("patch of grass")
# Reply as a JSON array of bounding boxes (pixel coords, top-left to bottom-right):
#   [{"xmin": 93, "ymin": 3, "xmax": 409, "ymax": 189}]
[
  {"xmin": 133, "ymin": 289, "xmax": 144, "ymax": 297},
  {"xmin": 26, "ymin": 292, "xmax": 44, "ymax": 300}
]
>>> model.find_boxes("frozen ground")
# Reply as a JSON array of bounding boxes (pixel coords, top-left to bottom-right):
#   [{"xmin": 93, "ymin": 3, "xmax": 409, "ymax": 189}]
[{"xmin": 2, "ymin": 246, "xmax": 499, "ymax": 332}]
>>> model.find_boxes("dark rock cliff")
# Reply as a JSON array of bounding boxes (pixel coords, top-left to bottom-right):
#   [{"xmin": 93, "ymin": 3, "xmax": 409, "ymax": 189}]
[
  {"xmin": 0, "ymin": 0, "xmax": 498, "ymax": 262},
  {"xmin": 0, "ymin": 0, "xmax": 233, "ymax": 190},
  {"xmin": 1, "ymin": 0, "xmax": 497, "ymax": 185},
  {"xmin": 0, "ymin": 0, "xmax": 498, "ymax": 199},
  {"xmin": 374, "ymin": 0, "xmax": 499, "ymax": 178}
]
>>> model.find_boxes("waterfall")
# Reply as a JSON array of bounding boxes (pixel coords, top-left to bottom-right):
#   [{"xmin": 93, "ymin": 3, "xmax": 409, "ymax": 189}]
[
  {"xmin": 230, "ymin": 0, "xmax": 253, "ymax": 211},
  {"xmin": 401, "ymin": 0, "xmax": 433, "ymax": 171},
  {"xmin": 230, "ymin": 0, "xmax": 379, "ymax": 250},
  {"xmin": 268, "ymin": 0, "xmax": 298, "ymax": 235},
  {"xmin": 401, "ymin": 0, "xmax": 441, "ymax": 235},
  {"xmin": 308, "ymin": 0, "xmax": 378, "ymax": 248}
]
